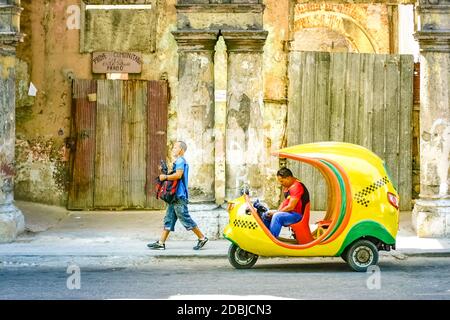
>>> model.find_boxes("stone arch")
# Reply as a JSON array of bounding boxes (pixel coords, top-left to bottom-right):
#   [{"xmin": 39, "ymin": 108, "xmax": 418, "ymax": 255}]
[{"xmin": 292, "ymin": 11, "xmax": 378, "ymax": 53}]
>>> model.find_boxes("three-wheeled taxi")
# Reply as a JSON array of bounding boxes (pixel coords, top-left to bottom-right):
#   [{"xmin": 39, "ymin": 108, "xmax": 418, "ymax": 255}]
[{"xmin": 223, "ymin": 142, "xmax": 400, "ymax": 272}]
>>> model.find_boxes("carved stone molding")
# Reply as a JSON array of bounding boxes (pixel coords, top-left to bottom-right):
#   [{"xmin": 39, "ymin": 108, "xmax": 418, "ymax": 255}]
[
  {"xmin": 175, "ymin": 3, "xmax": 265, "ymax": 13},
  {"xmin": 0, "ymin": 2, "xmax": 23, "ymax": 48},
  {"xmin": 221, "ymin": 30, "xmax": 268, "ymax": 52},
  {"xmin": 418, "ymin": 4, "xmax": 450, "ymax": 14},
  {"xmin": 172, "ymin": 30, "xmax": 219, "ymax": 51},
  {"xmin": 177, "ymin": 1, "xmax": 262, "ymax": 4},
  {"xmin": 415, "ymin": 31, "xmax": 450, "ymax": 52},
  {"xmin": 419, "ymin": 0, "xmax": 450, "ymax": 5}
]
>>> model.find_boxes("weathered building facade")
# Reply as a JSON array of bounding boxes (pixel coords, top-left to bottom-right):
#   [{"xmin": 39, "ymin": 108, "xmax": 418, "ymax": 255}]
[
  {"xmin": 412, "ymin": 0, "xmax": 450, "ymax": 237},
  {"xmin": 0, "ymin": 0, "xmax": 449, "ymax": 241},
  {"xmin": 0, "ymin": 0, "xmax": 25, "ymax": 242}
]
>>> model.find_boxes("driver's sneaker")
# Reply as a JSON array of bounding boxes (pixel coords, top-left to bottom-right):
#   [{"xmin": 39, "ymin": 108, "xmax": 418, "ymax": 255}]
[
  {"xmin": 147, "ymin": 241, "xmax": 165, "ymax": 250},
  {"xmin": 193, "ymin": 237, "xmax": 208, "ymax": 250}
]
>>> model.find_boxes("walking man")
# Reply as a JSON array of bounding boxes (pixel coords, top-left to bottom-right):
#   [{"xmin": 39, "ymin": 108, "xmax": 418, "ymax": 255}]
[{"xmin": 147, "ymin": 141, "xmax": 208, "ymax": 250}]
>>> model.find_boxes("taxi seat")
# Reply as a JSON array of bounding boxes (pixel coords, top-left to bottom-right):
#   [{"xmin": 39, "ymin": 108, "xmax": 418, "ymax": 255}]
[
  {"xmin": 312, "ymin": 219, "xmax": 332, "ymax": 239},
  {"xmin": 290, "ymin": 203, "xmax": 314, "ymax": 244}
]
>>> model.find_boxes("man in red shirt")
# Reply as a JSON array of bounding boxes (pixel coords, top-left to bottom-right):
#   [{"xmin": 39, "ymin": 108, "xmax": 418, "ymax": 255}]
[{"xmin": 262, "ymin": 167, "xmax": 310, "ymax": 237}]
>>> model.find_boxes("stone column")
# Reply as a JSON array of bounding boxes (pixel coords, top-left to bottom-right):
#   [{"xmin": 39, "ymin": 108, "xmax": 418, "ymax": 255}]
[
  {"xmin": 0, "ymin": 0, "xmax": 25, "ymax": 242},
  {"xmin": 222, "ymin": 30, "xmax": 268, "ymax": 200},
  {"xmin": 172, "ymin": 30, "xmax": 218, "ymax": 203},
  {"xmin": 412, "ymin": 0, "xmax": 450, "ymax": 237}
]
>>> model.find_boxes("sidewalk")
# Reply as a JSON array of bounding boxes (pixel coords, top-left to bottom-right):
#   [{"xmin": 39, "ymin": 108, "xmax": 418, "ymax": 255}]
[{"xmin": 0, "ymin": 201, "xmax": 449, "ymax": 267}]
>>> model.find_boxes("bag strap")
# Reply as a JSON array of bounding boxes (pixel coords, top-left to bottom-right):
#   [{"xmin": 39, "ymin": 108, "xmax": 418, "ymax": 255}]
[{"xmin": 179, "ymin": 160, "xmax": 188, "ymax": 199}]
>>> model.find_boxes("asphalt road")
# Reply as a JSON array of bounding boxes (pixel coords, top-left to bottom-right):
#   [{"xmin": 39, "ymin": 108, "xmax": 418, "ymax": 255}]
[{"xmin": 0, "ymin": 256, "xmax": 449, "ymax": 300}]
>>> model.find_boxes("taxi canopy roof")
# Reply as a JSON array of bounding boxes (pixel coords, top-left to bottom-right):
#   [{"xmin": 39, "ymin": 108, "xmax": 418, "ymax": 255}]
[{"xmin": 273, "ymin": 142, "xmax": 384, "ymax": 169}]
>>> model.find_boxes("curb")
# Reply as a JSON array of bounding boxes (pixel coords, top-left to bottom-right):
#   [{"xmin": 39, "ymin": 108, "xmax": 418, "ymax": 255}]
[
  {"xmin": 1, "ymin": 250, "xmax": 450, "ymax": 268},
  {"xmin": 392, "ymin": 251, "xmax": 450, "ymax": 258}
]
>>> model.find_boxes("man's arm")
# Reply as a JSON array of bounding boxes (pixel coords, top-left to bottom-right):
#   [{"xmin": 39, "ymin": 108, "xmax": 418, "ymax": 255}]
[
  {"xmin": 266, "ymin": 196, "xmax": 300, "ymax": 217},
  {"xmin": 278, "ymin": 196, "xmax": 300, "ymax": 212},
  {"xmin": 275, "ymin": 182, "xmax": 304, "ymax": 213},
  {"xmin": 159, "ymin": 169, "xmax": 183, "ymax": 181}
]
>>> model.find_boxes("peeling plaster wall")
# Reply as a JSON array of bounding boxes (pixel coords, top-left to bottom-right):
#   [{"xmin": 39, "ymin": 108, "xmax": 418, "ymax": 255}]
[
  {"xmin": 14, "ymin": 0, "xmax": 178, "ymax": 206},
  {"xmin": 177, "ymin": 49, "xmax": 215, "ymax": 202},
  {"xmin": 14, "ymin": 138, "xmax": 69, "ymax": 205},
  {"xmin": 0, "ymin": 56, "xmax": 17, "ymax": 206},
  {"xmin": 260, "ymin": 0, "xmax": 289, "ymax": 207},
  {"xmin": 225, "ymin": 52, "xmax": 265, "ymax": 199},
  {"xmin": 419, "ymin": 53, "xmax": 450, "ymax": 199},
  {"xmin": 213, "ymin": 37, "xmax": 227, "ymax": 205}
]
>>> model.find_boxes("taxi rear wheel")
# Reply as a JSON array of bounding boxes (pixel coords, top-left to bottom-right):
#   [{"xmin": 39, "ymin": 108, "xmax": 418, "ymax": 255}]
[
  {"xmin": 228, "ymin": 244, "xmax": 258, "ymax": 269},
  {"xmin": 345, "ymin": 239, "xmax": 379, "ymax": 272}
]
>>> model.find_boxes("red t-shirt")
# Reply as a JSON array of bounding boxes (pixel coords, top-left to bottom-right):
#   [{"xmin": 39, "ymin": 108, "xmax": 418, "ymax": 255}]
[{"xmin": 281, "ymin": 180, "xmax": 306, "ymax": 214}]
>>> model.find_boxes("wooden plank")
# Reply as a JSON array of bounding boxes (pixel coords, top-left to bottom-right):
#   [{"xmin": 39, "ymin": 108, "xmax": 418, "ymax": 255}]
[
  {"xmin": 94, "ymin": 80, "xmax": 123, "ymax": 208},
  {"xmin": 146, "ymin": 80, "xmax": 168, "ymax": 209},
  {"xmin": 299, "ymin": 52, "xmax": 317, "ymax": 209},
  {"xmin": 287, "ymin": 51, "xmax": 414, "ymax": 212},
  {"xmin": 122, "ymin": 80, "xmax": 147, "ymax": 208},
  {"xmin": 313, "ymin": 52, "xmax": 331, "ymax": 210},
  {"xmin": 329, "ymin": 52, "xmax": 347, "ymax": 141},
  {"xmin": 385, "ymin": 55, "xmax": 401, "ymax": 194},
  {"xmin": 68, "ymin": 80, "xmax": 97, "ymax": 209},
  {"xmin": 344, "ymin": 53, "xmax": 361, "ymax": 143},
  {"xmin": 399, "ymin": 55, "xmax": 414, "ymax": 210},
  {"xmin": 287, "ymin": 51, "xmax": 302, "ymax": 148},
  {"xmin": 372, "ymin": 54, "xmax": 387, "ymax": 159},
  {"xmin": 287, "ymin": 52, "xmax": 305, "ymax": 182},
  {"xmin": 358, "ymin": 53, "xmax": 375, "ymax": 150}
]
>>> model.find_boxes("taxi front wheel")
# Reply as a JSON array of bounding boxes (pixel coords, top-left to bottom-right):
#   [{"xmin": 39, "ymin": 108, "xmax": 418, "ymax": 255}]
[
  {"xmin": 345, "ymin": 239, "xmax": 379, "ymax": 272},
  {"xmin": 228, "ymin": 244, "xmax": 258, "ymax": 269}
]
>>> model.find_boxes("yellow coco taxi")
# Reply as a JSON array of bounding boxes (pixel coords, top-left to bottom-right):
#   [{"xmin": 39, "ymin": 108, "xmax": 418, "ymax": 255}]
[{"xmin": 223, "ymin": 142, "xmax": 400, "ymax": 272}]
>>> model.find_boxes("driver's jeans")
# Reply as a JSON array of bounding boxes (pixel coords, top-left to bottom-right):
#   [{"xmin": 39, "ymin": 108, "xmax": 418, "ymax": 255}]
[{"xmin": 261, "ymin": 211, "xmax": 302, "ymax": 237}]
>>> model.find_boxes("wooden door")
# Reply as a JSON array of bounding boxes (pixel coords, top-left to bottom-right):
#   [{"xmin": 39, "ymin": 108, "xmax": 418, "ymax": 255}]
[
  {"xmin": 287, "ymin": 52, "xmax": 414, "ymax": 210},
  {"xmin": 68, "ymin": 79, "xmax": 168, "ymax": 210}
]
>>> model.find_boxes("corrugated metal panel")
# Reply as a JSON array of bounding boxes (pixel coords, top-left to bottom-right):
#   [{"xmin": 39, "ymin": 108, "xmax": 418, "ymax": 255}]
[
  {"xmin": 70, "ymin": 79, "xmax": 168, "ymax": 210},
  {"xmin": 122, "ymin": 80, "xmax": 147, "ymax": 208},
  {"xmin": 146, "ymin": 80, "xmax": 168, "ymax": 209},
  {"xmin": 287, "ymin": 51, "xmax": 414, "ymax": 210},
  {"xmin": 399, "ymin": 55, "xmax": 413, "ymax": 210},
  {"xmin": 68, "ymin": 80, "xmax": 97, "ymax": 209},
  {"xmin": 385, "ymin": 55, "xmax": 401, "ymax": 198},
  {"xmin": 413, "ymin": 62, "xmax": 420, "ymax": 104},
  {"xmin": 358, "ymin": 53, "xmax": 375, "ymax": 151},
  {"xmin": 372, "ymin": 54, "xmax": 387, "ymax": 161},
  {"xmin": 94, "ymin": 80, "xmax": 123, "ymax": 208}
]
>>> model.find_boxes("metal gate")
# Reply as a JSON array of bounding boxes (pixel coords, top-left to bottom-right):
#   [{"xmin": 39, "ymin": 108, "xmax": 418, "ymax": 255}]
[
  {"xmin": 68, "ymin": 79, "xmax": 168, "ymax": 210},
  {"xmin": 287, "ymin": 51, "xmax": 414, "ymax": 210}
]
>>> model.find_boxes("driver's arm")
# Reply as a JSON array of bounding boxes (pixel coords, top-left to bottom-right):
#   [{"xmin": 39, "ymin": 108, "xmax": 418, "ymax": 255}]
[{"xmin": 278, "ymin": 197, "xmax": 300, "ymax": 212}]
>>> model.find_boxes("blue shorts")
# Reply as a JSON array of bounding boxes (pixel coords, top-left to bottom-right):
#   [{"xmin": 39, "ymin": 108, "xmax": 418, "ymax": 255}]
[{"xmin": 163, "ymin": 198, "xmax": 197, "ymax": 231}]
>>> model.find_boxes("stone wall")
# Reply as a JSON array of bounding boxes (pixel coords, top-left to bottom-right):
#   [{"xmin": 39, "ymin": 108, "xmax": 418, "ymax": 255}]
[
  {"xmin": 412, "ymin": 0, "xmax": 450, "ymax": 237},
  {"xmin": 1, "ymin": 0, "xmax": 25, "ymax": 242}
]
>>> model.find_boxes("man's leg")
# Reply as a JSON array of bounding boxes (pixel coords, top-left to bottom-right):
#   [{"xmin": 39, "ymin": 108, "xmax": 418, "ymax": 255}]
[
  {"xmin": 173, "ymin": 199, "xmax": 208, "ymax": 249},
  {"xmin": 153, "ymin": 204, "xmax": 176, "ymax": 245},
  {"xmin": 173, "ymin": 199, "xmax": 198, "ymax": 231},
  {"xmin": 159, "ymin": 229, "xmax": 170, "ymax": 243},
  {"xmin": 162, "ymin": 203, "xmax": 177, "ymax": 241},
  {"xmin": 261, "ymin": 212, "xmax": 271, "ymax": 229},
  {"xmin": 270, "ymin": 212, "xmax": 302, "ymax": 237},
  {"xmin": 191, "ymin": 226, "xmax": 205, "ymax": 239}
]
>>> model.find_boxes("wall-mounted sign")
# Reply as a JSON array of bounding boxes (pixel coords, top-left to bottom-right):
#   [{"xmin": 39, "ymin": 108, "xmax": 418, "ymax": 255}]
[{"xmin": 92, "ymin": 52, "xmax": 143, "ymax": 73}]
